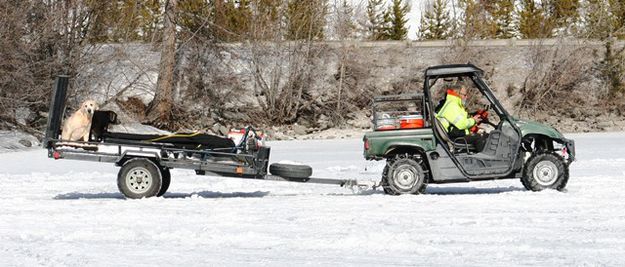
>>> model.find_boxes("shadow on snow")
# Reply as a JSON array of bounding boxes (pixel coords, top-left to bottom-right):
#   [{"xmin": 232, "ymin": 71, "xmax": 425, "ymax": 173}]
[
  {"xmin": 54, "ymin": 191, "xmax": 270, "ymax": 200},
  {"xmin": 52, "ymin": 186, "xmax": 526, "ymax": 200},
  {"xmin": 425, "ymin": 186, "xmax": 525, "ymax": 195}
]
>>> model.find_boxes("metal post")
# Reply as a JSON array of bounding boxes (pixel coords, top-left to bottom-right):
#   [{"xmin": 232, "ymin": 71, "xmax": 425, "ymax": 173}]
[{"xmin": 43, "ymin": 75, "xmax": 69, "ymax": 148}]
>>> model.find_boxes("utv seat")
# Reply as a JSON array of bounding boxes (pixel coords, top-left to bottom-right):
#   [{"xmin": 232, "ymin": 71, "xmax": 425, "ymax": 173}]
[{"xmin": 433, "ymin": 117, "xmax": 476, "ymax": 153}]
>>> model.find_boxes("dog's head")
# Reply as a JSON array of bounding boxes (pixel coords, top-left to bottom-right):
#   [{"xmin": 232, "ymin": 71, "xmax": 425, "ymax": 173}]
[{"xmin": 80, "ymin": 100, "xmax": 99, "ymax": 116}]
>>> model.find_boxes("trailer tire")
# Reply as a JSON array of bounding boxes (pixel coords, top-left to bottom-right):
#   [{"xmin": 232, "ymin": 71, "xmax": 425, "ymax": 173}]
[
  {"xmin": 269, "ymin": 163, "xmax": 312, "ymax": 179},
  {"xmin": 157, "ymin": 168, "xmax": 171, "ymax": 197},
  {"xmin": 117, "ymin": 158, "xmax": 162, "ymax": 199}
]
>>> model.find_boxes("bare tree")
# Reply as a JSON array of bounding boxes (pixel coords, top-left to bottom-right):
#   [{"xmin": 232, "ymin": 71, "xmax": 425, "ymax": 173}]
[
  {"xmin": 518, "ymin": 39, "xmax": 594, "ymax": 113},
  {"xmin": 0, "ymin": 0, "xmax": 98, "ymax": 134},
  {"xmin": 331, "ymin": 0, "xmax": 351, "ymax": 122},
  {"xmin": 146, "ymin": 0, "xmax": 177, "ymax": 129},
  {"xmin": 245, "ymin": 1, "xmax": 328, "ymax": 125}
]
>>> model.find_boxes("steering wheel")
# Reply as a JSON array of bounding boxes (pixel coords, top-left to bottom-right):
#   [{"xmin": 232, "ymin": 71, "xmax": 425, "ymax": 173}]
[{"xmin": 470, "ymin": 108, "xmax": 496, "ymax": 133}]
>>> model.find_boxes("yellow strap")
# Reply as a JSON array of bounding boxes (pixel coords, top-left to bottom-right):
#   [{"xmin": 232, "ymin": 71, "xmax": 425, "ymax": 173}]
[{"xmin": 147, "ymin": 132, "xmax": 201, "ymax": 142}]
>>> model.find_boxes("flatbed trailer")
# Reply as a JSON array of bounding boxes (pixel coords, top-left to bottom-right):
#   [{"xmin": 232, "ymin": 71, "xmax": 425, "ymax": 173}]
[{"xmin": 43, "ymin": 76, "xmax": 371, "ymax": 199}]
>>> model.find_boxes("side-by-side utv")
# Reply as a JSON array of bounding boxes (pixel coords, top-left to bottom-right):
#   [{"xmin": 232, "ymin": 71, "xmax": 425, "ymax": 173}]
[{"xmin": 363, "ymin": 64, "xmax": 576, "ymax": 195}]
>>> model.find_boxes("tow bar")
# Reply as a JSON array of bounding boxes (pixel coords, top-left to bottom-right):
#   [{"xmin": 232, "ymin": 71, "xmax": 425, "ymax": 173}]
[{"xmin": 264, "ymin": 175, "xmax": 381, "ymax": 192}]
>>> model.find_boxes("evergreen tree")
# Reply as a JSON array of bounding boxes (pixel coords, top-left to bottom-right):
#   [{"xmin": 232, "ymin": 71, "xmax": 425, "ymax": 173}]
[
  {"xmin": 583, "ymin": 0, "xmax": 613, "ymax": 39},
  {"xmin": 608, "ymin": 0, "xmax": 625, "ymax": 38},
  {"xmin": 418, "ymin": 0, "xmax": 452, "ymax": 40},
  {"xmin": 488, "ymin": 0, "xmax": 517, "ymax": 38},
  {"xmin": 176, "ymin": 0, "xmax": 254, "ymax": 42},
  {"xmin": 213, "ymin": 0, "xmax": 253, "ymax": 41},
  {"xmin": 251, "ymin": 0, "xmax": 282, "ymax": 40},
  {"xmin": 458, "ymin": 0, "xmax": 496, "ymax": 39},
  {"xmin": 381, "ymin": 8, "xmax": 393, "ymax": 39},
  {"xmin": 233, "ymin": 0, "xmax": 253, "ymax": 38},
  {"xmin": 89, "ymin": 0, "xmax": 161, "ymax": 42},
  {"xmin": 547, "ymin": 0, "xmax": 580, "ymax": 31},
  {"xmin": 583, "ymin": 0, "xmax": 625, "ymax": 39},
  {"xmin": 177, "ymin": 0, "xmax": 211, "ymax": 38},
  {"xmin": 366, "ymin": 0, "xmax": 387, "ymax": 40},
  {"xmin": 285, "ymin": 0, "xmax": 327, "ymax": 40},
  {"xmin": 519, "ymin": 0, "xmax": 553, "ymax": 38},
  {"xmin": 386, "ymin": 0, "xmax": 410, "ymax": 40}
]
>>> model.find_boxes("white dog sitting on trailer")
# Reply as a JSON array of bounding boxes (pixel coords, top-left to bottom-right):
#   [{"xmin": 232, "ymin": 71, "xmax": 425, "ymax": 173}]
[{"xmin": 61, "ymin": 100, "xmax": 99, "ymax": 141}]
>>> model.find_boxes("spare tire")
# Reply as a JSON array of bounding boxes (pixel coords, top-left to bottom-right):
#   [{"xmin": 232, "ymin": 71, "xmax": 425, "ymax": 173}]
[{"xmin": 269, "ymin": 163, "xmax": 313, "ymax": 179}]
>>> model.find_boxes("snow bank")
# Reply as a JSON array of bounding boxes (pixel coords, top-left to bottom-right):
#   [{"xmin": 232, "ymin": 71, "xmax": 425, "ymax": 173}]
[{"xmin": 0, "ymin": 130, "xmax": 40, "ymax": 153}]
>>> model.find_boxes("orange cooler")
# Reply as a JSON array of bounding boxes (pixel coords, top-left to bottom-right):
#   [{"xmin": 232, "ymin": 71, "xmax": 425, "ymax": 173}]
[{"xmin": 399, "ymin": 115, "xmax": 424, "ymax": 129}]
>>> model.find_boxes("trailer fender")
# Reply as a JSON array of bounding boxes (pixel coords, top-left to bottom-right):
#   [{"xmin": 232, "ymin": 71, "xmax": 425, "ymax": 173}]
[{"xmin": 115, "ymin": 150, "xmax": 161, "ymax": 166}]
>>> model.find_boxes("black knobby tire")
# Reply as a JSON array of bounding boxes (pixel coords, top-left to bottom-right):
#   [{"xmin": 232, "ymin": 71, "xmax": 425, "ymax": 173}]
[
  {"xmin": 383, "ymin": 156, "xmax": 427, "ymax": 195},
  {"xmin": 521, "ymin": 152, "xmax": 569, "ymax": 192},
  {"xmin": 381, "ymin": 165, "xmax": 395, "ymax": 195},
  {"xmin": 117, "ymin": 158, "xmax": 163, "ymax": 199},
  {"xmin": 157, "ymin": 168, "xmax": 171, "ymax": 197},
  {"xmin": 269, "ymin": 163, "xmax": 313, "ymax": 179}
]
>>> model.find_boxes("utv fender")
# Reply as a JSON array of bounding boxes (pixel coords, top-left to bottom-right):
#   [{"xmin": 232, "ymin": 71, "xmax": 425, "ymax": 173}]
[
  {"xmin": 522, "ymin": 134, "xmax": 575, "ymax": 162},
  {"xmin": 514, "ymin": 119, "xmax": 563, "ymax": 140},
  {"xmin": 384, "ymin": 145, "xmax": 427, "ymax": 157}
]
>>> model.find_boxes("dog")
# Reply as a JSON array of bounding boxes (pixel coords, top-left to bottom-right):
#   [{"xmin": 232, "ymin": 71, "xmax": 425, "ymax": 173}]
[{"xmin": 61, "ymin": 100, "xmax": 99, "ymax": 141}]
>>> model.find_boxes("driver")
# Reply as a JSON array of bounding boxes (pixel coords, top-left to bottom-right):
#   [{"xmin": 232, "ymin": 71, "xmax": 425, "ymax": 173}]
[{"xmin": 436, "ymin": 84, "xmax": 487, "ymax": 152}]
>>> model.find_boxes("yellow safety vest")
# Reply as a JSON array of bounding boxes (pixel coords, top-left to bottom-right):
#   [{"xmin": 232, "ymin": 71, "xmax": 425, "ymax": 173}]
[{"xmin": 435, "ymin": 93, "xmax": 476, "ymax": 135}]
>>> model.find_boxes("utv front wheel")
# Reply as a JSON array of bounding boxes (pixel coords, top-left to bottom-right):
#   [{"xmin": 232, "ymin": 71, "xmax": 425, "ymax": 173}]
[
  {"xmin": 521, "ymin": 152, "xmax": 568, "ymax": 191},
  {"xmin": 383, "ymin": 157, "xmax": 427, "ymax": 195}
]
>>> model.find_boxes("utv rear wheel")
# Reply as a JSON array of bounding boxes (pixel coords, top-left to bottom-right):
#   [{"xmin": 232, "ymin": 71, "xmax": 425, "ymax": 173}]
[
  {"xmin": 381, "ymin": 166, "xmax": 394, "ymax": 195},
  {"xmin": 383, "ymin": 157, "xmax": 427, "ymax": 195},
  {"xmin": 521, "ymin": 152, "xmax": 568, "ymax": 191},
  {"xmin": 117, "ymin": 158, "xmax": 163, "ymax": 199}
]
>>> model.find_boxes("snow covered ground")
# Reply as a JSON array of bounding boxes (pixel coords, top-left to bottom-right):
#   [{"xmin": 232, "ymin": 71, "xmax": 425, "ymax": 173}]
[{"xmin": 1, "ymin": 132, "xmax": 625, "ymax": 266}]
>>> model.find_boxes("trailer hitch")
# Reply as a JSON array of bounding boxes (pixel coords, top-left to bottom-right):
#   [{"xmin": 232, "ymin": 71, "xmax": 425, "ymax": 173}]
[{"xmin": 341, "ymin": 179, "xmax": 381, "ymax": 193}]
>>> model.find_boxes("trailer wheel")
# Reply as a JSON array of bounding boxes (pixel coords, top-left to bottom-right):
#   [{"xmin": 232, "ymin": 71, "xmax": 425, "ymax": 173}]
[
  {"xmin": 157, "ymin": 168, "xmax": 171, "ymax": 197},
  {"xmin": 269, "ymin": 163, "xmax": 312, "ymax": 179},
  {"xmin": 383, "ymin": 157, "xmax": 426, "ymax": 195},
  {"xmin": 117, "ymin": 158, "xmax": 162, "ymax": 199}
]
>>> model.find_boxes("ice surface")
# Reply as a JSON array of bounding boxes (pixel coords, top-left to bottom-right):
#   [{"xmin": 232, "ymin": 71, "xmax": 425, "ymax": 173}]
[{"xmin": 1, "ymin": 132, "xmax": 625, "ymax": 266}]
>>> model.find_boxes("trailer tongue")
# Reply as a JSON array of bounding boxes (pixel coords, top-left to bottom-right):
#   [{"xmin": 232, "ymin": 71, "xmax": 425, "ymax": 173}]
[{"xmin": 44, "ymin": 76, "xmax": 375, "ymax": 199}]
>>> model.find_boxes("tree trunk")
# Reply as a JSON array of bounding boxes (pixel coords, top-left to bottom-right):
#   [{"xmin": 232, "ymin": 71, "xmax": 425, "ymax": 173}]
[{"xmin": 146, "ymin": 0, "xmax": 177, "ymax": 128}]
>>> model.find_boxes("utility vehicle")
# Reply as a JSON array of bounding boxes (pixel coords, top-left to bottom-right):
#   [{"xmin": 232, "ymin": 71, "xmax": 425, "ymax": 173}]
[{"xmin": 363, "ymin": 64, "xmax": 575, "ymax": 195}]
